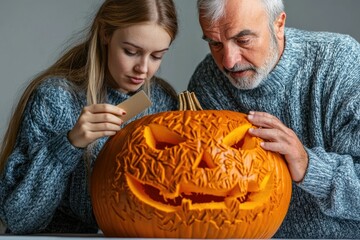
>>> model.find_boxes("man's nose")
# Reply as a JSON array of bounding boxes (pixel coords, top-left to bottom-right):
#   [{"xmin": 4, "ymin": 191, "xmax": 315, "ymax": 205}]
[{"xmin": 222, "ymin": 44, "xmax": 242, "ymax": 70}]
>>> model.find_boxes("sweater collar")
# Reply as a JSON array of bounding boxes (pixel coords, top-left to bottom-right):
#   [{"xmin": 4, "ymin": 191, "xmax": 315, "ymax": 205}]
[{"xmin": 268, "ymin": 28, "xmax": 305, "ymax": 86}]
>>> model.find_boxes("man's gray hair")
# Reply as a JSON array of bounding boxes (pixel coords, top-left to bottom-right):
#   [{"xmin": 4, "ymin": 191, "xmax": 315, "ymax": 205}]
[{"xmin": 197, "ymin": 0, "xmax": 284, "ymax": 24}]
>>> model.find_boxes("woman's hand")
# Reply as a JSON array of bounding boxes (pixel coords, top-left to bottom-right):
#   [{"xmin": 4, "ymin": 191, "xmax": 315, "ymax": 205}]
[
  {"xmin": 68, "ymin": 104, "xmax": 126, "ymax": 148},
  {"xmin": 247, "ymin": 111, "xmax": 308, "ymax": 182}
]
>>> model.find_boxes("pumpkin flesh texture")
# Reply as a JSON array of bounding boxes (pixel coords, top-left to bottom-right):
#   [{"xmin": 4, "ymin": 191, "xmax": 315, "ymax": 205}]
[{"xmin": 91, "ymin": 110, "xmax": 292, "ymax": 238}]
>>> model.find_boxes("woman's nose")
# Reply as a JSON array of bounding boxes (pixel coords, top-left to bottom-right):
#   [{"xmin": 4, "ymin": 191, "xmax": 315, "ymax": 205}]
[{"xmin": 134, "ymin": 58, "xmax": 149, "ymax": 73}]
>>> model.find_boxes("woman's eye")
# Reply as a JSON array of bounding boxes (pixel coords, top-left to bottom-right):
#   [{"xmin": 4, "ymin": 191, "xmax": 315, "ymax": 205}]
[
  {"xmin": 124, "ymin": 49, "xmax": 137, "ymax": 56},
  {"xmin": 151, "ymin": 55, "xmax": 163, "ymax": 60}
]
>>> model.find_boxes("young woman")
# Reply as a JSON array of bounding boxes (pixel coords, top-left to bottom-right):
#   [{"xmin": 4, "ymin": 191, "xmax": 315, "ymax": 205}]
[{"xmin": 0, "ymin": 0, "xmax": 178, "ymax": 234}]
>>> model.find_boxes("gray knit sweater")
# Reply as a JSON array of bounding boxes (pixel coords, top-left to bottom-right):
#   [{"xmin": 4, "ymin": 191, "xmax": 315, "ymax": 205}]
[
  {"xmin": 188, "ymin": 28, "xmax": 360, "ymax": 239},
  {"xmin": 0, "ymin": 77, "xmax": 178, "ymax": 234}
]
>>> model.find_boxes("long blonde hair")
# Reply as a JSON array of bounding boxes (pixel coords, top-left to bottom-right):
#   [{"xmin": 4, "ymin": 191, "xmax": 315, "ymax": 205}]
[{"xmin": 0, "ymin": 0, "xmax": 178, "ymax": 173}]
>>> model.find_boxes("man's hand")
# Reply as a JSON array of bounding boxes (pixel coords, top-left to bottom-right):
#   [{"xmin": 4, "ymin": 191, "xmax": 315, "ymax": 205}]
[{"xmin": 247, "ymin": 111, "xmax": 308, "ymax": 182}]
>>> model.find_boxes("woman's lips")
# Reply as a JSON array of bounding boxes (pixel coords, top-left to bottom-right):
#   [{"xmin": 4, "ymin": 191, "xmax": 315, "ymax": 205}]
[{"xmin": 129, "ymin": 76, "xmax": 145, "ymax": 85}]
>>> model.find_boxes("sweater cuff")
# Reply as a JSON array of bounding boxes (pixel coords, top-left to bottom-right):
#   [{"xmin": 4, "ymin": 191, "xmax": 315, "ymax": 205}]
[
  {"xmin": 297, "ymin": 147, "xmax": 333, "ymax": 198},
  {"xmin": 51, "ymin": 132, "xmax": 84, "ymax": 172}
]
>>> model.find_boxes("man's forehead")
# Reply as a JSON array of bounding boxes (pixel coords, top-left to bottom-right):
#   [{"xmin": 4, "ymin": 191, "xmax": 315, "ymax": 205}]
[
  {"xmin": 201, "ymin": 18, "xmax": 254, "ymax": 41},
  {"xmin": 199, "ymin": 0, "xmax": 268, "ymax": 41},
  {"xmin": 199, "ymin": 0, "xmax": 266, "ymax": 26}
]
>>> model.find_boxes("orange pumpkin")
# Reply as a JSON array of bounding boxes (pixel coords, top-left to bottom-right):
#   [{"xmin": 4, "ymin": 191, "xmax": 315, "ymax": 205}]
[{"xmin": 91, "ymin": 109, "xmax": 292, "ymax": 238}]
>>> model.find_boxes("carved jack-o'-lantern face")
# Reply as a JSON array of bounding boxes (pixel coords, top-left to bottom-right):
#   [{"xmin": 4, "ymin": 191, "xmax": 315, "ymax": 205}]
[{"xmin": 91, "ymin": 110, "xmax": 292, "ymax": 238}]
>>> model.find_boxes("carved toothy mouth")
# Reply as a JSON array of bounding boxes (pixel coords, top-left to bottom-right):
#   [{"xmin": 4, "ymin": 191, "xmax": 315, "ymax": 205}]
[
  {"xmin": 125, "ymin": 166, "xmax": 274, "ymax": 213},
  {"xmin": 125, "ymin": 174, "xmax": 254, "ymax": 212},
  {"xmin": 143, "ymin": 182, "xmax": 227, "ymax": 206}
]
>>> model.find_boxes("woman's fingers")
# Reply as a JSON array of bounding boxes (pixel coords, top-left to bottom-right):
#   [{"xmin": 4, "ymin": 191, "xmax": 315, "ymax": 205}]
[
  {"xmin": 68, "ymin": 104, "xmax": 126, "ymax": 148},
  {"xmin": 84, "ymin": 103, "xmax": 126, "ymax": 116}
]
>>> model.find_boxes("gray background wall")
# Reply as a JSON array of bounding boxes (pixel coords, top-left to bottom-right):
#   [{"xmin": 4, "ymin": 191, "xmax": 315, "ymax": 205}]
[
  {"xmin": 1, "ymin": 0, "xmax": 360, "ymax": 233},
  {"xmin": 1, "ymin": 0, "xmax": 360, "ymax": 140}
]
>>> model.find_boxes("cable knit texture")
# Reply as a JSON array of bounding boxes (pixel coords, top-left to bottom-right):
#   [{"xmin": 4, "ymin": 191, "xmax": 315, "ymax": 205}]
[
  {"xmin": 188, "ymin": 28, "xmax": 360, "ymax": 239},
  {"xmin": 0, "ymin": 77, "xmax": 178, "ymax": 234}
]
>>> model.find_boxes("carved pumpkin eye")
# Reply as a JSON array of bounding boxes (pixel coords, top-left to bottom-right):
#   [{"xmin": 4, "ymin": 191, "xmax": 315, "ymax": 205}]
[
  {"xmin": 222, "ymin": 123, "xmax": 257, "ymax": 150},
  {"xmin": 144, "ymin": 123, "xmax": 185, "ymax": 150}
]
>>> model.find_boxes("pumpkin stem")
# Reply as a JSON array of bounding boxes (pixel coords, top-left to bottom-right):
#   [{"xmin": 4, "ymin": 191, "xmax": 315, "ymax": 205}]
[{"xmin": 178, "ymin": 91, "xmax": 203, "ymax": 111}]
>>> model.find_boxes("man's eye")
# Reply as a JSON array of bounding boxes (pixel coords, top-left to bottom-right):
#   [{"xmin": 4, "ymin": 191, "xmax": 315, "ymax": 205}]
[
  {"xmin": 236, "ymin": 38, "xmax": 251, "ymax": 45},
  {"xmin": 209, "ymin": 42, "xmax": 223, "ymax": 50}
]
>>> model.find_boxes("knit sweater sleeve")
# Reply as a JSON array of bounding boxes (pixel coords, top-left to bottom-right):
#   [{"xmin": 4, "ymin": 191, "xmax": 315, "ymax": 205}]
[
  {"xmin": 298, "ymin": 35, "xmax": 360, "ymax": 221},
  {"xmin": 0, "ymin": 79, "xmax": 84, "ymax": 233}
]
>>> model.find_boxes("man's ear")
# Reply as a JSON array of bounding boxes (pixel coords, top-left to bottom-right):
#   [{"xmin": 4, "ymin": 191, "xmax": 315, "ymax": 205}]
[{"xmin": 274, "ymin": 12, "xmax": 286, "ymax": 41}]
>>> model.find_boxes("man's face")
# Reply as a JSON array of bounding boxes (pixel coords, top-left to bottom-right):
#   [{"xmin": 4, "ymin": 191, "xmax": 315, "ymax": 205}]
[{"xmin": 199, "ymin": 0, "xmax": 284, "ymax": 90}]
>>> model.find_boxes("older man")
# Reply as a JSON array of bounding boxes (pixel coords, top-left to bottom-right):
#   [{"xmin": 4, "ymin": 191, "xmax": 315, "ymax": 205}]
[{"xmin": 188, "ymin": 0, "xmax": 360, "ymax": 238}]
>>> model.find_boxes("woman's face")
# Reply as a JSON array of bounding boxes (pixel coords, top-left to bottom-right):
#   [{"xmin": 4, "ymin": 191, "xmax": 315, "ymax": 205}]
[{"xmin": 106, "ymin": 23, "xmax": 172, "ymax": 93}]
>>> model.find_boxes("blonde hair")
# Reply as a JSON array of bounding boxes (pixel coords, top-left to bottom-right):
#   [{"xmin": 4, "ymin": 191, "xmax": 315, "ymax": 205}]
[{"xmin": 0, "ymin": 0, "xmax": 178, "ymax": 173}]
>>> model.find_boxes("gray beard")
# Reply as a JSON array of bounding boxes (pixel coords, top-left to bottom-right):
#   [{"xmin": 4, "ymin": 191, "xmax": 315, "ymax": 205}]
[{"xmin": 224, "ymin": 36, "xmax": 280, "ymax": 90}]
